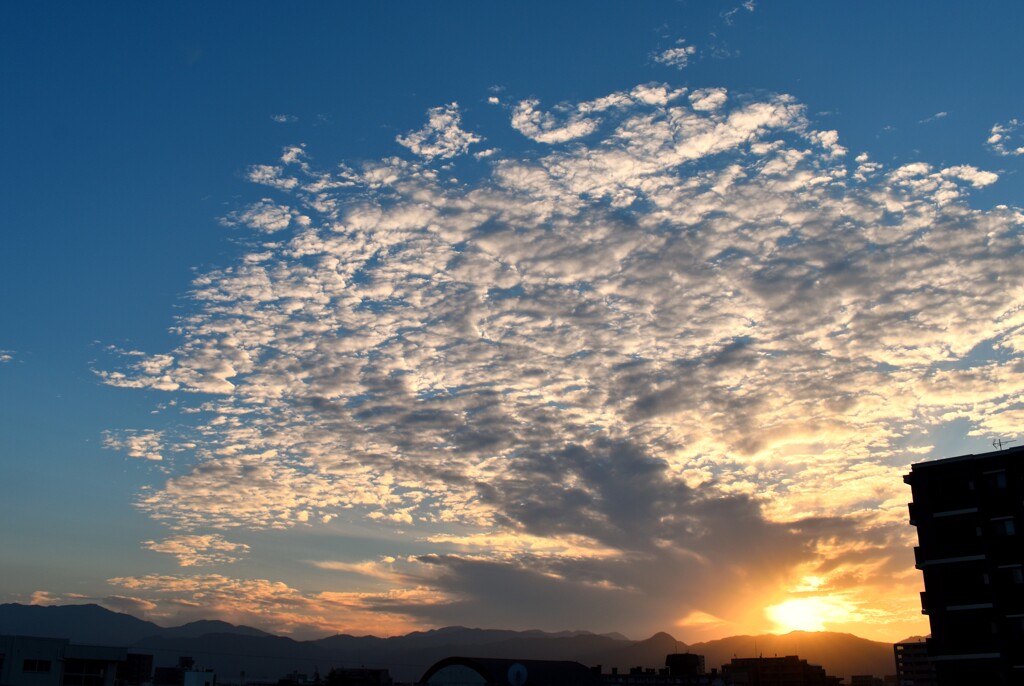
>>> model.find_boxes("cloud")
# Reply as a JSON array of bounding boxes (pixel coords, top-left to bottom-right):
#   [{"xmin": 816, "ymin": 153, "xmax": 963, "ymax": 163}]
[
  {"xmin": 222, "ymin": 198, "xmax": 311, "ymax": 233},
  {"xmin": 652, "ymin": 41, "xmax": 697, "ymax": 70},
  {"xmin": 0, "ymin": 350, "xmax": 13, "ymax": 363},
  {"xmin": 689, "ymin": 88, "xmax": 728, "ymax": 112},
  {"xmin": 30, "ymin": 591, "xmax": 61, "ymax": 605},
  {"xmin": 105, "ymin": 572, "xmax": 443, "ymax": 639},
  {"xmin": 987, "ymin": 118, "xmax": 1024, "ymax": 156},
  {"xmin": 271, "ymin": 114, "xmax": 298, "ymax": 124},
  {"xmin": 510, "ymin": 99, "xmax": 601, "ymax": 143},
  {"xmin": 396, "ymin": 103, "xmax": 482, "ymax": 160},
  {"xmin": 101, "ymin": 595, "xmax": 159, "ymax": 616},
  {"xmin": 918, "ymin": 111, "xmax": 947, "ymax": 124},
  {"xmin": 722, "ymin": 1, "xmax": 756, "ymax": 26},
  {"xmin": 143, "ymin": 534, "xmax": 251, "ymax": 566},
  {"xmin": 103, "ymin": 430, "xmax": 164, "ymax": 461},
  {"xmin": 103, "ymin": 81, "xmax": 1021, "ymax": 639}
]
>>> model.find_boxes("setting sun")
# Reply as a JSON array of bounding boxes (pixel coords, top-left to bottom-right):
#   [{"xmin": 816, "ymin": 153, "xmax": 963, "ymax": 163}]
[{"xmin": 765, "ymin": 597, "xmax": 853, "ymax": 633}]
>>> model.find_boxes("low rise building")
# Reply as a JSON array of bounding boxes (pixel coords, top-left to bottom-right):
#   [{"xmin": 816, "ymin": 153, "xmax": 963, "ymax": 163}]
[
  {"xmin": 0, "ymin": 635, "xmax": 132, "ymax": 686},
  {"xmin": 720, "ymin": 655, "xmax": 841, "ymax": 686}
]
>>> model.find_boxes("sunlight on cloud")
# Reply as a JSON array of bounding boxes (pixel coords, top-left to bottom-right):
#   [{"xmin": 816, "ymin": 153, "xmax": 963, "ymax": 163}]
[
  {"xmin": 101, "ymin": 79, "xmax": 1024, "ymax": 639},
  {"xmin": 143, "ymin": 534, "xmax": 250, "ymax": 567},
  {"xmin": 765, "ymin": 596, "xmax": 857, "ymax": 633},
  {"xmin": 103, "ymin": 430, "xmax": 164, "ymax": 461},
  {"xmin": 106, "ymin": 572, "xmax": 447, "ymax": 638}
]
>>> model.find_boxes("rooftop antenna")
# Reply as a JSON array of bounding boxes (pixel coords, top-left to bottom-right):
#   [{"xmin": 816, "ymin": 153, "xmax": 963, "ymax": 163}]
[{"xmin": 993, "ymin": 438, "xmax": 1017, "ymax": 451}]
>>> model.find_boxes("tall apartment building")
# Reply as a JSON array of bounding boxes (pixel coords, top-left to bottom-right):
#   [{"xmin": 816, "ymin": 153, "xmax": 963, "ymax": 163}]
[{"xmin": 905, "ymin": 446, "xmax": 1024, "ymax": 685}]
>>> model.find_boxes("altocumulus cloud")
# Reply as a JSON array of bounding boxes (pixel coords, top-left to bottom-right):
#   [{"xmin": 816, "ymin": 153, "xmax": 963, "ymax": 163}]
[{"xmin": 98, "ymin": 81, "xmax": 1024, "ymax": 638}]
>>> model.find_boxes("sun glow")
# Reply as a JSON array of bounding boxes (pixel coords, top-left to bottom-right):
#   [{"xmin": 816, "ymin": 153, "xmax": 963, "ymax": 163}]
[{"xmin": 765, "ymin": 597, "xmax": 854, "ymax": 633}]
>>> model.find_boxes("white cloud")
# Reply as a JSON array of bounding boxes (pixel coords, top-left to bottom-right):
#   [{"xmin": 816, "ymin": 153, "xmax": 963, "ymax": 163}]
[
  {"xmin": 722, "ymin": 2, "xmax": 756, "ymax": 26},
  {"xmin": 103, "ymin": 430, "xmax": 164, "ymax": 461},
  {"xmin": 941, "ymin": 164, "xmax": 999, "ymax": 188},
  {"xmin": 510, "ymin": 99, "xmax": 600, "ymax": 143},
  {"xmin": 271, "ymin": 114, "xmax": 298, "ymax": 124},
  {"xmin": 652, "ymin": 41, "xmax": 697, "ymax": 69},
  {"xmin": 0, "ymin": 350, "xmax": 13, "ymax": 363},
  {"xmin": 247, "ymin": 164, "xmax": 299, "ymax": 190},
  {"xmin": 809, "ymin": 129, "xmax": 847, "ymax": 157},
  {"xmin": 103, "ymin": 82, "xmax": 1024, "ymax": 638},
  {"xmin": 987, "ymin": 118, "xmax": 1024, "ymax": 156},
  {"xmin": 689, "ymin": 88, "xmax": 728, "ymax": 112},
  {"xmin": 918, "ymin": 111, "xmax": 947, "ymax": 124},
  {"xmin": 143, "ymin": 534, "xmax": 250, "ymax": 566},
  {"xmin": 396, "ymin": 102, "xmax": 482, "ymax": 160},
  {"xmin": 224, "ymin": 198, "xmax": 307, "ymax": 233}
]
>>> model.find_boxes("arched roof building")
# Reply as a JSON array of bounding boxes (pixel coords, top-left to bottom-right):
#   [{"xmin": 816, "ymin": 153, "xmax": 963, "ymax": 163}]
[{"xmin": 419, "ymin": 657, "xmax": 598, "ymax": 686}]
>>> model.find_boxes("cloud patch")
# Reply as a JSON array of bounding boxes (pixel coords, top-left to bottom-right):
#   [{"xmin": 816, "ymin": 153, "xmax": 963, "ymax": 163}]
[
  {"xmin": 987, "ymin": 118, "xmax": 1024, "ymax": 156},
  {"xmin": 143, "ymin": 534, "xmax": 251, "ymax": 566},
  {"xmin": 396, "ymin": 103, "xmax": 482, "ymax": 160},
  {"xmin": 103, "ymin": 430, "xmax": 164, "ymax": 461},
  {"xmin": 653, "ymin": 41, "xmax": 697, "ymax": 70},
  {"xmin": 102, "ymin": 81, "xmax": 1021, "ymax": 638}
]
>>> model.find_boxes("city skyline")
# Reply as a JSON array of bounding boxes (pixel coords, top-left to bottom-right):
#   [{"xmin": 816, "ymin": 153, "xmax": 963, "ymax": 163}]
[{"xmin": 3, "ymin": 2, "xmax": 1024, "ymax": 643}]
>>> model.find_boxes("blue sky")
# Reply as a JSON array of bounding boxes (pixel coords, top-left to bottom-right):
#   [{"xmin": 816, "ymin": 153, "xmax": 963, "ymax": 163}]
[{"xmin": 2, "ymin": 1, "xmax": 1024, "ymax": 642}]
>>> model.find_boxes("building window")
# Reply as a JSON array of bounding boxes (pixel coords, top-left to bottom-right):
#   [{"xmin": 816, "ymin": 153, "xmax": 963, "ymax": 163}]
[
  {"xmin": 23, "ymin": 659, "xmax": 52, "ymax": 673},
  {"xmin": 995, "ymin": 518, "xmax": 1016, "ymax": 536},
  {"xmin": 987, "ymin": 471, "xmax": 1008, "ymax": 490},
  {"xmin": 64, "ymin": 659, "xmax": 106, "ymax": 686}
]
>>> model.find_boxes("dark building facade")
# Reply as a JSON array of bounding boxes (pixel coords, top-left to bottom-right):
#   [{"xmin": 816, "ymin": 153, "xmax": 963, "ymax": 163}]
[
  {"xmin": 905, "ymin": 446, "xmax": 1024, "ymax": 685},
  {"xmin": 893, "ymin": 640, "xmax": 935, "ymax": 686},
  {"xmin": 719, "ymin": 655, "xmax": 840, "ymax": 685},
  {"xmin": 419, "ymin": 657, "xmax": 599, "ymax": 686},
  {"xmin": 419, "ymin": 656, "xmax": 721, "ymax": 686},
  {"xmin": 0, "ymin": 636, "xmax": 139, "ymax": 686}
]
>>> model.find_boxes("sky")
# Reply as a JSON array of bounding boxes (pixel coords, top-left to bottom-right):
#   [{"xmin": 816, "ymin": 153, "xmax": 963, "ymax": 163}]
[{"xmin": 2, "ymin": 1, "xmax": 1024, "ymax": 644}]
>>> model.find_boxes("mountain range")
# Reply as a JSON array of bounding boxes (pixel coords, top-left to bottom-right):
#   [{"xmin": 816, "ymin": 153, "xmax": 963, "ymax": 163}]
[{"xmin": 0, "ymin": 604, "xmax": 897, "ymax": 682}]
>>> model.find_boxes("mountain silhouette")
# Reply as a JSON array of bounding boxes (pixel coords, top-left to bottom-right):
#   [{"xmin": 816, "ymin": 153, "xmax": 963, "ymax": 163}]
[
  {"xmin": 687, "ymin": 631, "xmax": 895, "ymax": 681},
  {"xmin": 0, "ymin": 604, "xmax": 268, "ymax": 645},
  {"xmin": 0, "ymin": 604, "xmax": 896, "ymax": 682}
]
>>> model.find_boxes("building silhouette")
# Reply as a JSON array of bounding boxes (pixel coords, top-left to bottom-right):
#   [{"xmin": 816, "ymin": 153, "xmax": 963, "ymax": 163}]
[
  {"xmin": 892, "ymin": 639, "xmax": 935, "ymax": 686},
  {"xmin": 0, "ymin": 635, "xmax": 150, "ymax": 686},
  {"xmin": 719, "ymin": 655, "xmax": 840, "ymax": 685},
  {"xmin": 418, "ymin": 654, "xmax": 854, "ymax": 686},
  {"xmin": 419, "ymin": 657, "xmax": 599, "ymax": 686},
  {"xmin": 905, "ymin": 445, "xmax": 1024, "ymax": 684}
]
